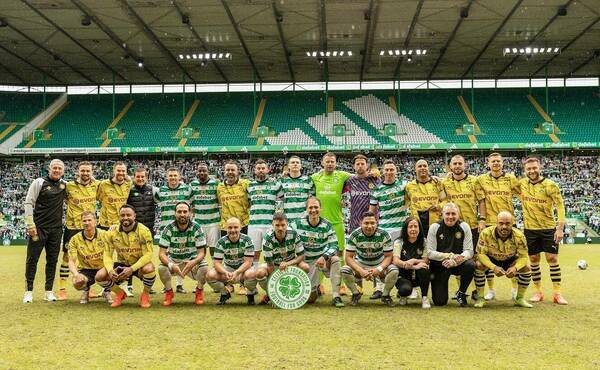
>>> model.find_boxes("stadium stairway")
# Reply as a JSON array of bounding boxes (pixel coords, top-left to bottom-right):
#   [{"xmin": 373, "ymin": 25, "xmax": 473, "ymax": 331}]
[
  {"xmin": 457, "ymin": 96, "xmax": 480, "ymax": 143},
  {"xmin": 177, "ymin": 99, "xmax": 201, "ymax": 147},
  {"xmin": 307, "ymin": 111, "xmax": 379, "ymax": 145},
  {"xmin": 23, "ymin": 99, "xmax": 70, "ymax": 148},
  {"xmin": 527, "ymin": 94, "xmax": 562, "ymax": 143},
  {"xmin": 251, "ymin": 97, "xmax": 267, "ymax": 145},
  {"xmin": 334, "ymin": 92, "xmax": 393, "ymax": 145},
  {"xmin": 101, "ymin": 100, "xmax": 135, "ymax": 147}
]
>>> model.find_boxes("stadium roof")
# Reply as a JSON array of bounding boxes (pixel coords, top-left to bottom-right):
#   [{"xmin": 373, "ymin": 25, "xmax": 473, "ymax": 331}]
[{"xmin": 0, "ymin": 0, "xmax": 598, "ymax": 86}]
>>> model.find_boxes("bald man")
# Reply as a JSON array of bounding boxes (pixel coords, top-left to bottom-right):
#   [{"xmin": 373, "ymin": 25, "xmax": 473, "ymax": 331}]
[
  {"xmin": 405, "ymin": 159, "xmax": 446, "ymax": 235},
  {"xmin": 473, "ymin": 212, "xmax": 532, "ymax": 308},
  {"xmin": 206, "ymin": 217, "xmax": 257, "ymax": 305}
]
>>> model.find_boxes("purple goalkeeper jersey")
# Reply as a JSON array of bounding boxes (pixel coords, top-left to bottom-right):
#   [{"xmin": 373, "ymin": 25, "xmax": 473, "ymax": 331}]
[{"xmin": 344, "ymin": 175, "xmax": 380, "ymax": 230}]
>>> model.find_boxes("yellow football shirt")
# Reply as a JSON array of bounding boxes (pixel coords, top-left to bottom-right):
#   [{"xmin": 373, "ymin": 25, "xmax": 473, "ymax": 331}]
[
  {"xmin": 476, "ymin": 226, "xmax": 528, "ymax": 270},
  {"xmin": 476, "ymin": 172, "xmax": 520, "ymax": 225},
  {"xmin": 405, "ymin": 178, "xmax": 445, "ymax": 227},
  {"xmin": 519, "ymin": 177, "xmax": 565, "ymax": 230},
  {"xmin": 442, "ymin": 175, "xmax": 483, "ymax": 229},
  {"xmin": 217, "ymin": 178, "xmax": 250, "ymax": 229},
  {"xmin": 103, "ymin": 222, "xmax": 153, "ymax": 271},
  {"xmin": 97, "ymin": 179, "xmax": 132, "ymax": 228},
  {"xmin": 65, "ymin": 179, "xmax": 100, "ymax": 230},
  {"xmin": 68, "ymin": 229, "xmax": 106, "ymax": 270}
]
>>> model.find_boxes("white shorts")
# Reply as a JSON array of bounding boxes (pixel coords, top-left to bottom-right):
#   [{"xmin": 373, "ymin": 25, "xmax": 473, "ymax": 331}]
[
  {"xmin": 383, "ymin": 227, "xmax": 401, "ymax": 242},
  {"xmin": 248, "ymin": 225, "xmax": 271, "ymax": 252},
  {"xmin": 200, "ymin": 223, "xmax": 220, "ymax": 248},
  {"xmin": 307, "ymin": 261, "xmax": 332, "ymax": 291}
]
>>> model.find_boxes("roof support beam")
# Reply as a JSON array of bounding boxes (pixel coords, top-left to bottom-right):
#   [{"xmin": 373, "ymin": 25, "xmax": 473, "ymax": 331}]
[
  {"xmin": 20, "ymin": 0, "xmax": 127, "ymax": 82},
  {"xmin": 272, "ymin": 0, "xmax": 295, "ymax": 82},
  {"xmin": 118, "ymin": 0, "xmax": 193, "ymax": 82},
  {"xmin": 0, "ymin": 43, "xmax": 63, "ymax": 83},
  {"xmin": 496, "ymin": 0, "xmax": 574, "ymax": 78},
  {"xmin": 0, "ymin": 60, "xmax": 28, "ymax": 85},
  {"xmin": 70, "ymin": 0, "xmax": 162, "ymax": 83},
  {"xmin": 172, "ymin": 1, "xmax": 229, "ymax": 83},
  {"xmin": 569, "ymin": 50, "xmax": 599, "ymax": 75},
  {"xmin": 427, "ymin": 0, "xmax": 474, "ymax": 80},
  {"xmin": 530, "ymin": 16, "xmax": 600, "ymax": 77},
  {"xmin": 359, "ymin": 0, "xmax": 377, "ymax": 81},
  {"xmin": 461, "ymin": 0, "xmax": 524, "ymax": 78},
  {"xmin": 220, "ymin": 0, "xmax": 262, "ymax": 81},
  {"xmin": 5, "ymin": 21, "xmax": 96, "ymax": 84},
  {"xmin": 393, "ymin": 0, "xmax": 424, "ymax": 79}
]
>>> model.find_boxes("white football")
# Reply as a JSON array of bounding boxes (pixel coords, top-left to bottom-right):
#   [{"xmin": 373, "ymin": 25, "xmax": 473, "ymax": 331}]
[{"xmin": 577, "ymin": 260, "xmax": 588, "ymax": 270}]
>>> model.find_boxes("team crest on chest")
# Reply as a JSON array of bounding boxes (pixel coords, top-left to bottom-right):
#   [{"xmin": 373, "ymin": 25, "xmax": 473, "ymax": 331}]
[
  {"xmin": 59, "ymin": 183, "xmax": 65, "ymax": 190},
  {"xmin": 455, "ymin": 231, "xmax": 462, "ymax": 239}
]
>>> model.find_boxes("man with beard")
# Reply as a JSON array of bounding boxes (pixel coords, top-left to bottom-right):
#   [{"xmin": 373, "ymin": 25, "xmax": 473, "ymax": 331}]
[
  {"xmin": 248, "ymin": 159, "xmax": 282, "ymax": 263},
  {"xmin": 341, "ymin": 211, "xmax": 398, "ymax": 306},
  {"xmin": 95, "ymin": 205, "xmax": 155, "ymax": 308},
  {"xmin": 519, "ymin": 156, "xmax": 567, "ymax": 305},
  {"xmin": 23, "ymin": 159, "xmax": 67, "ymax": 303},
  {"xmin": 475, "ymin": 152, "xmax": 520, "ymax": 300},
  {"xmin": 405, "ymin": 159, "xmax": 446, "ymax": 235},
  {"xmin": 473, "ymin": 211, "xmax": 532, "ymax": 308},
  {"xmin": 368, "ymin": 159, "xmax": 406, "ymax": 299},
  {"xmin": 155, "ymin": 167, "xmax": 192, "ymax": 293},
  {"xmin": 58, "ymin": 161, "xmax": 100, "ymax": 300},
  {"xmin": 441, "ymin": 155, "xmax": 486, "ymax": 300},
  {"xmin": 158, "ymin": 202, "xmax": 208, "ymax": 306},
  {"xmin": 217, "ymin": 161, "xmax": 250, "ymax": 235},
  {"xmin": 190, "ymin": 162, "xmax": 220, "ymax": 256},
  {"xmin": 97, "ymin": 162, "xmax": 132, "ymax": 230}
]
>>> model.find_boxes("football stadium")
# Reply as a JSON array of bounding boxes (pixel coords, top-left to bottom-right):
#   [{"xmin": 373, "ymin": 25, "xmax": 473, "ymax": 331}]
[{"xmin": 0, "ymin": 0, "xmax": 599, "ymax": 368}]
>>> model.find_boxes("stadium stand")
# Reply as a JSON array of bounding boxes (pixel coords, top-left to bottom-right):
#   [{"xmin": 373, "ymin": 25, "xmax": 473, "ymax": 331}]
[{"xmin": 0, "ymin": 92, "xmax": 60, "ymax": 123}]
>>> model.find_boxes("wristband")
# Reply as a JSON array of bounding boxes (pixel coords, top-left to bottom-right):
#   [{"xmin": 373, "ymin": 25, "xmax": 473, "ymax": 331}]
[{"xmin": 376, "ymin": 266, "xmax": 383, "ymax": 273}]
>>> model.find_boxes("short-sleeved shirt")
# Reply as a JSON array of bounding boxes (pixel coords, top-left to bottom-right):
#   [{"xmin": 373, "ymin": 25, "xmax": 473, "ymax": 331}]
[
  {"xmin": 155, "ymin": 183, "xmax": 193, "ymax": 231},
  {"xmin": 65, "ymin": 179, "xmax": 100, "ymax": 230},
  {"xmin": 158, "ymin": 221, "xmax": 206, "ymax": 262},
  {"xmin": 213, "ymin": 233, "xmax": 255, "ymax": 269},
  {"xmin": 346, "ymin": 227, "xmax": 393, "ymax": 267},
  {"xmin": 476, "ymin": 172, "xmax": 520, "ymax": 225},
  {"xmin": 97, "ymin": 179, "xmax": 132, "ymax": 228},
  {"xmin": 262, "ymin": 228, "xmax": 304, "ymax": 266},
  {"xmin": 442, "ymin": 175, "xmax": 483, "ymax": 229},
  {"xmin": 68, "ymin": 228, "xmax": 106, "ymax": 270},
  {"xmin": 292, "ymin": 217, "xmax": 338, "ymax": 263},
  {"xmin": 311, "ymin": 170, "xmax": 351, "ymax": 224},
  {"xmin": 217, "ymin": 179, "xmax": 250, "ymax": 229},
  {"xmin": 405, "ymin": 178, "xmax": 444, "ymax": 227},
  {"xmin": 369, "ymin": 180, "xmax": 407, "ymax": 231},
  {"xmin": 280, "ymin": 175, "xmax": 314, "ymax": 224},
  {"xmin": 190, "ymin": 178, "xmax": 220, "ymax": 226},
  {"xmin": 103, "ymin": 222, "xmax": 153, "ymax": 271},
  {"xmin": 248, "ymin": 178, "xmax": 282, "ymax": 226},
  {"xmin": 344, "ymin": 175, "xmax": 380, "ymax": 230},
  {"xmin": 477, "ymin": 226, "xmax": 529, "ymax": 270},
  {"xmin": 519, "ymin": 177, "xmax": 565, "ymax": 230}
]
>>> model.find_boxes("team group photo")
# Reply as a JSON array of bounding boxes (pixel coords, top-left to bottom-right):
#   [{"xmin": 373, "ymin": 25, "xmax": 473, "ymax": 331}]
[{"xmin": 0, "ymin": 0, "xmax": 598, "ymax": 368}]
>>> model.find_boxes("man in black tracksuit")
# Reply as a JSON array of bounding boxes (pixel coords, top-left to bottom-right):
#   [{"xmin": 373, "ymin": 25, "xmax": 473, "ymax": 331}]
[
  {"xmin": 426, "ymin": 202, "xmax": 475, "ymax": 307},
  {"xmin": 23, "ymin": 159, "xmax": 67, "ymax": 303},
  {"xmin": 125, "ymin": 167, "xmax": 157, "ymax": 294}
]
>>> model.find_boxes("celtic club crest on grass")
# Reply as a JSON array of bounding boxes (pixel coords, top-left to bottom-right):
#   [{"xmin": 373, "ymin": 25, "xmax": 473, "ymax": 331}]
[{"xmin": 268, "ymin": 266, "xmax": 311, "ymax": 310}]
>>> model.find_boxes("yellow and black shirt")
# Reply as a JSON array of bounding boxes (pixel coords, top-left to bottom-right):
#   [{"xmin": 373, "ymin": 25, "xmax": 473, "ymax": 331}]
[
  {"xmin": 65, "ymin": 179, "xmax": 100, "ymax": 230},
  {"xmin": 518, "ymin": 177, "xmax": 565, "ymax": 230},
  {"xmin": 476, "ymin": 225, "xmax": 528, "ymax": 270},
  {"xmin": 476, "ymin": 172, "xmax": 520, "ymax": 225},
  {"xmin": 103, "ymin": 222, "xmax": 153, "ymax": 272},
  {"xmin": 405, "ymin": 178, "xmax": 445, "ymax": 227},
  {"xmin": 68, "ymin": 228, "xmax": 106, "ymax": 270},
  {"xmin": 442, "ymin": 175, "xmax": 483, "ymax": 229},
  {"xmin": 97, "ymin": 179, "xmax": 132, "ymax": 228},
  {"xmin": 216, "ymin": 178, "xmax": 250, "ymax": 230}
]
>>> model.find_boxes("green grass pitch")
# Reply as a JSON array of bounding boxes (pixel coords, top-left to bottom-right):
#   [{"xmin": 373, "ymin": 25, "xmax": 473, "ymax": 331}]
[{"xmin": 1, "ymin": 245, "xmax": 599, "ymax": 369}]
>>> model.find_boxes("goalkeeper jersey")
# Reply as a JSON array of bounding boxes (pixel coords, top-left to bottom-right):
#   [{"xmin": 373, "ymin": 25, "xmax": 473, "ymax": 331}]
[
  {"xmin": 311, "ymin": 170, "xmax": 351, "ymax": 224},
  {"xmin": 519, "ymin": 177, "xmax": 565, "ymax": 230},
  {"xmin": 65, "ymin": 179, "xmax": 100, "ymax": 230}
]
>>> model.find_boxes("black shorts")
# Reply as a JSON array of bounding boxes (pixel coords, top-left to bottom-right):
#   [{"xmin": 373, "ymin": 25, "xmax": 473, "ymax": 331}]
[
  {"xmin": 62, "ymin": 228, "xmax": 82, "ymax": 253},
  {"xmin": 525, "ymin": 229, "xmax": 559, "ymax": 255},
  {"xmin": 487, "ymin": 255, "xmax": 517, "ymax": 271},
  {"xmin": 220, "ymin": 226, "xmax": 248, "ymax": 237},
  {"xmin": 113, "ymin": 263, "xmax": 143, "ymax": 280},
  {"xmin": 78, "ymin": 268, "xmax": 100, "ymax": 287},
  {"xmin": 471, "ymin": 228, "xmax": 480, "ymax": 247}
]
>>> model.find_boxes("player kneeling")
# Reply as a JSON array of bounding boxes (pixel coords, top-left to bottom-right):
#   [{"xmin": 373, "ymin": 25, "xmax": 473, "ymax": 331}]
[
  {"xmin": 206, "ymin": 217, "xmax": 258, "ymax": 305},
  {"xmin": 473, "ymin": 211, "xmax": 532, "ymax": 308},
  {"xmin": 67, "ymin": 211, "xmax": 113, "ymax": 304},
  {"xmin": 341, "ymin": 211, "xmax": 398, "ymax": 306},
  {"xmin": 256, "ymin": 212, "xmax": 309, "ymax": 305},
  {"xmin": 95, "ymin": 205, "xmax": 156, "ymax": 308},
  {"xmin": 158, "ymin": 202, "xmax": 208, "ymax": 306}
]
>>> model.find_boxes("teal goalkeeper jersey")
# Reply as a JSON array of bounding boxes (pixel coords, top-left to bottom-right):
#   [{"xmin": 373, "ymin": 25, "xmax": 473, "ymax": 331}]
[
  {"xmin": 190, "ymin": 178, "xmax": 220, "ymax": 226},
  {"xmin": 311, "ymin": 170, "xmax": 351, "ymax": 224},
  {"xmin": 346, "ymin": 227, "xmax": 393, "ymax": 266},
  {"xmin": 248, "ymin": 178, "xmax": 282, "ymax": 226}
]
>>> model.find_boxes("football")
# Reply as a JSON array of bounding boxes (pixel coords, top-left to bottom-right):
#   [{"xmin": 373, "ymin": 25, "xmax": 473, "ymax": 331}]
[{"xmin": 577, "ymin": 259, "xmax": 588, "ymax": 270}]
